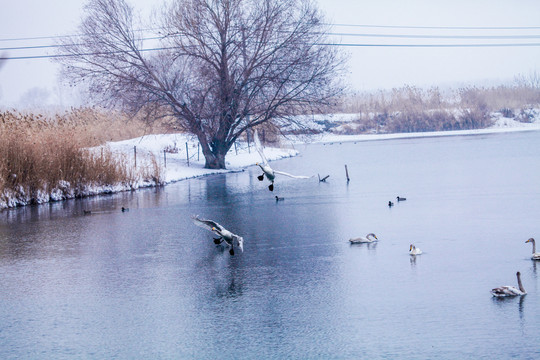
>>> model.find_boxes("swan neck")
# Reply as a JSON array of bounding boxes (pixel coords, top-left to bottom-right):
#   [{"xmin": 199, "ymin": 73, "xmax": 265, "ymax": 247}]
[
  {"xmin": 517, "ymin": 273, "xmax": 526, "ymax": 293},
  {"xmin": 532, "ymin": 239, "xmax": 536, "ymax": 254}
]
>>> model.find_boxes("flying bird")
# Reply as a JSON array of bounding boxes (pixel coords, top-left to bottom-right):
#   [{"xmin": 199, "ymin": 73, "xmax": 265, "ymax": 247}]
[
  {"xmin": 253, "ymin": 130, "xmax": 311, "ymax": 191},
  {"xmin": 192, "ymin": 216, "xmax": 244, "ymax": 255},
  {"xmin": 491, "ymin": 272, "xmax": 526, "ymax": 297}
]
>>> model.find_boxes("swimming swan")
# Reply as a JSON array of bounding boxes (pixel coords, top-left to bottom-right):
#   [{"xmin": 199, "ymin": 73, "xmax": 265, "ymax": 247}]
[
  {"xmin": 409, "ymin": 244, "xmax": 422, "ymax": 255},
  {"xmin": 349, "ymin": 233, "xmax": 378, "ymax": 244},
  {"xmin": 192, "ymin": 216, "xmax": 244, "ymax": 255},
  {"xmin": 525, "ymin": 238, "xmax": 540, "ymax": 260},
  {"xmin": 491, "ymin": 271, "xmax": 526, "ymax": 297},
  {"xmin": 253, "ymin": 130, "xmax": 310, "ymax": 191}
]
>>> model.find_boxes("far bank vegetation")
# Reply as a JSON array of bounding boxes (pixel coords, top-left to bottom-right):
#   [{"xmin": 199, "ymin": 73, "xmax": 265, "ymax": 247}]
[
  {"xmin": 329, "ymin": 83, "xmax": 540, "ymax": 135},
  {"xmin": 1, "ymin": 82, "xmax": 539, "ymax": 208}
]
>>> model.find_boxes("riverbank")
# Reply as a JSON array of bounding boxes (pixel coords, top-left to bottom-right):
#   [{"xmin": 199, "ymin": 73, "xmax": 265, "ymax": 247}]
[{"xmin": 1, "ymin": 115, "xmax": 539, "ymax": 210}]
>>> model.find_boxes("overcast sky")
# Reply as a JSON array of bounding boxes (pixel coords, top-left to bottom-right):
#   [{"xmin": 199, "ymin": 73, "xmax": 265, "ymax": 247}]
[{"xmin": 1, "ymin": 0, "xmax": 539, "ymax": 108}]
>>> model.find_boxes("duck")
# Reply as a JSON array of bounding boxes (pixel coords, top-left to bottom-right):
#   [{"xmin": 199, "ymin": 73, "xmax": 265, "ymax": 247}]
[
  {"xmin": 491, "ymin": 271, "xmax": 526, "ymax": 297},
  {"xmin": 275, "ymin": 196, "xmax": 285, "ymax": 202},
  {"xmin": 83, "ymin": 210, "xmax": 92, "ymax": 215},
  {"xmin": 254, "ymin": 130, "xmax": 311, "ymax": 191},
  {"xmin": 388, "ymin": 201, "xmax": 394, "ymax": 207},
  {"xmin": 192, "ymin": 216, "xmax": 244, "ymax": 255},
  {"xmin": 409, "ymin": 244, "xmax": 422, "ymax": 255},
  {"xmin": 396, "ymin": 196, "xmax": 406, "ymax": 202},
  {"xmin": 349, "ymin": 233, "xmax": 378, "ymax": 244},
  {"xmin": 525, "ymin": 238, "xmax": 540, "ymax": 260},
  {"xmin": 121, "ymin": 207, "xmax": 129, "ymax": 212}
]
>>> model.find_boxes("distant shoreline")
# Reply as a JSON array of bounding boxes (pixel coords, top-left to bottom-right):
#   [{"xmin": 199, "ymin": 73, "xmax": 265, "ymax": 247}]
[
  {"xmin": 2, "ymin": 124, "xmax": 539, "ymax": 211},
  {"xmin": 304, "ymin": 122, "xmax": 540, "ymax": 145}
]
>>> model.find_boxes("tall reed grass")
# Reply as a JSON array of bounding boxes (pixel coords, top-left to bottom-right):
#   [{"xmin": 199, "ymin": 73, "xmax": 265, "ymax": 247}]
[
  {"xmin": 0, "ymin": 108, "xmax": 168, "ymax": 208},
  {"xmin": 336, "ymin": 84, "xmax": 540, "ymax": 134}
]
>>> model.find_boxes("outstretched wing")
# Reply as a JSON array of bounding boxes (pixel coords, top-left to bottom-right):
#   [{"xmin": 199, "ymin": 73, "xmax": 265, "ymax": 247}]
[
  {"xmin": 192, "ymin": 215, "xmax": 224, "ymax": 232},
  {"xmin": 253, "ymin": 130, "xmax": 269, "ymax": 166},
  {"xmin": 273, "ymin": 170, "xmax": 312, "ymax": 179}
]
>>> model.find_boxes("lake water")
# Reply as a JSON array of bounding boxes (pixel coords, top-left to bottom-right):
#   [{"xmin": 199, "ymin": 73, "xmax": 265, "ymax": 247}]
[{"xmin": 1, "ymin": 131, "xmax": 540, "ymax": 359}]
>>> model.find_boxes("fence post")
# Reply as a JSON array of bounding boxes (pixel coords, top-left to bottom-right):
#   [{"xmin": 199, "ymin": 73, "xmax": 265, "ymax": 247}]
[
  {"xmin": 134, "ymin": 146, "xmax": 137, "ymax": 168},
  {"xmin": 186, "ymin": 142, "xmax": 190, "ymax": 167}
]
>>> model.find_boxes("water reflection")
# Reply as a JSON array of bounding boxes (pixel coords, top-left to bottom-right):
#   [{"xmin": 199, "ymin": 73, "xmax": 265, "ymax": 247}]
[{"xmin": 2, "ymin": 131, "xmax": 540, "ymax": 359}]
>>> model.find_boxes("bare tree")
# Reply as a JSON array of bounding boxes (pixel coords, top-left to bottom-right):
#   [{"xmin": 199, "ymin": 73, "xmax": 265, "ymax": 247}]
[{"xmin": 57, "ymin": 0, "xmax": 345, "ymax": 169}]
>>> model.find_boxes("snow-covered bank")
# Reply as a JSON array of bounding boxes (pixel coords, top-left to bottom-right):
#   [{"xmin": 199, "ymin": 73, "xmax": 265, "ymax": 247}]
[
  {"xmin": 104, "ymin": 133, "xmax": 299, "ymax": 185},
  {"xmin": 1, "ymin": 113, "xmax": 539, "ymax": 211},
  {"xmin": 0, "ymin": 134, "xmax": 298, "ymax": 210},
  {"xmin": 303, "ymin": 114, "xmax": 540, "ymax": 144}
]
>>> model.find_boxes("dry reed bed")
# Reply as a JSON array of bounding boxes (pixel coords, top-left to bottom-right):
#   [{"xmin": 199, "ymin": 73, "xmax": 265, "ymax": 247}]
[
  {"xmin": 0, "ymin": 108, "xmax": 166, "ymax": 209},
  {"xmin": 336, "ymin": 85, "xmax": 540, "ymax": 134}
]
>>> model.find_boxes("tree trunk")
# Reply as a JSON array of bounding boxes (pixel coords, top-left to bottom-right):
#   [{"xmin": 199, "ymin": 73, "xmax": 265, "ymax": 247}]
[
  {"xmin": 198, "ymin": 136, "xmax": 229, "ymax": 169},
  {"xmin": 203, "ymin": 151, "xmax": 227, "ymax": 169}
]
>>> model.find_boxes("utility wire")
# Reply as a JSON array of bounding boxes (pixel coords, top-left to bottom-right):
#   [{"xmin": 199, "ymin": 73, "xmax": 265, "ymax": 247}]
[
  {"xmin": 4, "ymin": 32, "xmax": 540, "ymax": 51},
  {"xmin": 330, "ymin": 23, "xmax": 540, "ymax": 30},
  {"xmin": 2, "ymin": 22, "xmax": 540, "ymax": 43},
  {"xmin": 3, "ymin": 41, "xmax": 540, "ymax": 61}
]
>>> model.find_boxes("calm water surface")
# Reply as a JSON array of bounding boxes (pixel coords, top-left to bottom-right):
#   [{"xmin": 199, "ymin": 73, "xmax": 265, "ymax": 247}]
[{"xmin": 1, "ymin": 131, "xmax": 540, "ymax": 359}]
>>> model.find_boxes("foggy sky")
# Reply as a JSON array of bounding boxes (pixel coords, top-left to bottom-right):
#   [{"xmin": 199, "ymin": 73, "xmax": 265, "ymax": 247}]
[{"xmin": 0, "ymin": 0, "xmax": 539, "ymax": 108}]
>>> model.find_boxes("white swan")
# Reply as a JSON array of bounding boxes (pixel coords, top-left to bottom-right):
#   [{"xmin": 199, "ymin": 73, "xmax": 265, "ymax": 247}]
[
  {"xmin": 525, "ymin": 238, "xmax": 540, "ymax": 260},
  {"xmin": 491, "ymin": 271, "xmax": 526, "ymax": 297},
  {"xmin": 409, "ymin": 244, "xmax": 422, "ymax": 255},
  {"xmin": 192, "ymin": 216, "xmax": 244, "ymax": 255},
  {"xmin": 253, "ymin": 130, "xmax": 310, "ymax": 191},
  {"xmin": 349, "ymin": 233, "xmax": 378, "ymax": 244}
]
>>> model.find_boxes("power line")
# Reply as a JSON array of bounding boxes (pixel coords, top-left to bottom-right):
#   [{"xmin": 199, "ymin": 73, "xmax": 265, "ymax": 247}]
[
  {"xmin": 330, "ymin": 23, "xmax": 540, "ymax": 30},
  {"xmin": 328, "ymin": 33, "xmax": 540, "ymax": 40},
  {"xmin": 5, "ymin": 32, "xmax": 540, "ymax": 52},
  {"xmin": 2, "ymin": 41, "xmax": 540, "ymax": 61},
  {"xmin": 2, "ymin": 22, "xmax": 540, "ymax": 43},
  {"xmin": 327, "ymin": 42, "xmax": 540, "ymax": 48}
]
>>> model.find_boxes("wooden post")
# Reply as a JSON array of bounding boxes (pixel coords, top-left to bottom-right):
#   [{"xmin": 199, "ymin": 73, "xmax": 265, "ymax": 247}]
[
  {"xmin": 134, "ymin": 146, "xmax": 137, "ymax": 168},
  {"xmin": 345, "ymin": 165, "xmax": 350, "ymax": 182},
  {"xmin": 164, "ymin": 150, "xmax": 167, "ymax": 168},
  {"xmin": 186, "ymin": 142, "xmax": 190, "ymax": 167}
]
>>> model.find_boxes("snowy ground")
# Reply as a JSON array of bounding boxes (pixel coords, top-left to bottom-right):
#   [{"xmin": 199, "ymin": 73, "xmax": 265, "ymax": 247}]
[
  {"xmin": 1, "ymin": 113, "xmax": 539, "ymax": 210},
  {"xmin": 104, "ymin": 133, "xmax": 300, "ymax": 185},
  {"xmin": 104, "ymin": 113, "xmax": 540, "ymax": 184}
]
